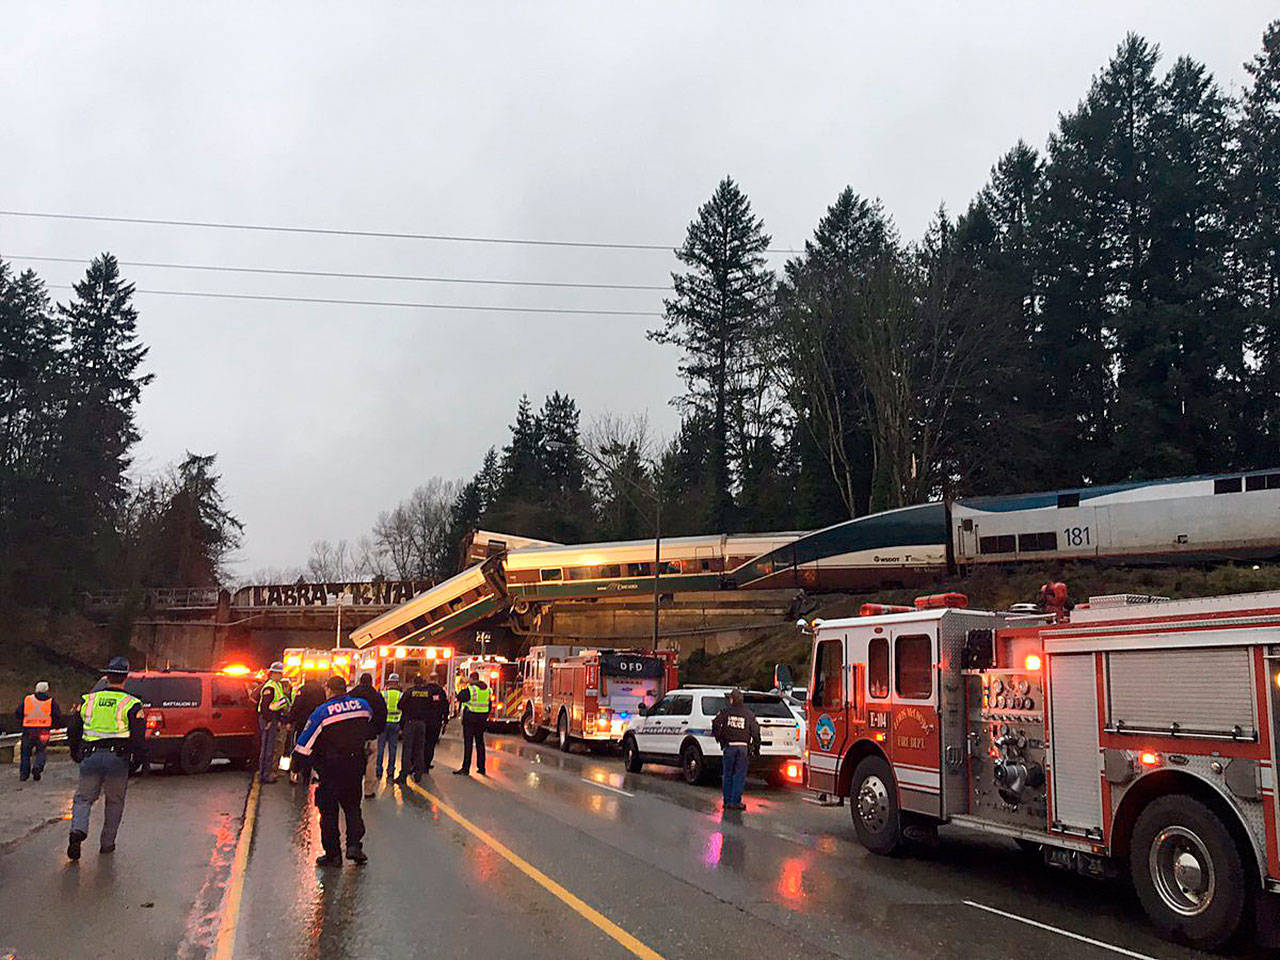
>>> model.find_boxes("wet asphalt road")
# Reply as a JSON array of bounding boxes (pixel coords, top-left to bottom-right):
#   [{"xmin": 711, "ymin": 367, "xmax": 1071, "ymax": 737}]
[{"xmin": 0, "ymin": 735, "xmax": 1270, "ymax": 959}]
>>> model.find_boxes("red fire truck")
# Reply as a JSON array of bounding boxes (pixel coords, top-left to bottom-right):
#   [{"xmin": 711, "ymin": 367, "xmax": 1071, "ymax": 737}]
[
  {"xmin": 803, "ymin": 589, "xmax": 1280, "ymax": 950},
  {"xmin": 519, "ymin": 646, "xmax": 678, "ymax": 752}
]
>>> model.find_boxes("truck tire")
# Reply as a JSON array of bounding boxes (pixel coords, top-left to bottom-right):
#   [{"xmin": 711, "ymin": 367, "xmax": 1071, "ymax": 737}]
[
  {"xmin": 557, "ymin": 712, "xmax": 573, "ymax": 753},
  {"xmin": 622, "ymin": 735, "xmax": 643, "ymax": 773},
  {"xmin": 850, "ymin": 755, "xmax": 903, "ymax": 855},
  {"xmin": 179, "ymin": 731, "xmax": 215, "ymax": 775},
  {"xmin": 1130, "ymin": 794, "xmax": 1249, "ymax": 951},
  {"xmin": 680, "ymin": 741, "xmax": 708, "ymax": 785},
  {"xmin": 521, "ymin": 706, "xmax": 548, "ymax": 743}
]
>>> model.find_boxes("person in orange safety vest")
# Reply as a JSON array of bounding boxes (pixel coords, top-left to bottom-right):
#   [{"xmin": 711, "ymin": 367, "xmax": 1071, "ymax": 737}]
[{"xmin": 14, "ymin": 681, "xmax": 64, "ymax": 782}]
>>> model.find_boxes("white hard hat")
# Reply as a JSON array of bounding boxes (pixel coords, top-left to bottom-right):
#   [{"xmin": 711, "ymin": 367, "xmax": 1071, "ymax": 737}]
[
  {"xmin": 387, "ymin": 673, "xmax": 400, "ymax": 683},
  {"xmin": 35, "ymin": 681, "xmax": 49, "ymax": 693},
  {"xmin": 269, "ymin": 661, "xmax": 285, "ymax": 673}
]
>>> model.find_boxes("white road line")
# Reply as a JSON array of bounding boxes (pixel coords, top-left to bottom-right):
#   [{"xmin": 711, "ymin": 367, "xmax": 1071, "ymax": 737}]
[
  {"xmin": 581, "ymin": 778, "xmax": 635, "ymax": 797},
  {"xmin": 963, "ymin": 901, "xmax": 1164, "ymax": 960}
]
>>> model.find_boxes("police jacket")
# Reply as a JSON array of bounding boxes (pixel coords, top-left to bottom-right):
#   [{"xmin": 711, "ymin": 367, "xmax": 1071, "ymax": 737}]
[
  {"xmin": 288, "ymin": 679, "xmax": 326, "ymax": 728},
  {"xmin": 15, "ymin": 692, "xmax": 63, "ymax": 728},
  {"xmin": 258, "ymin": 678, "xmax": 292, "ymax": 719},
  {"xmin": 67, "ymin": 688, "xmax": 145, "ymax": 757},
  {"xmin": 712, "ymin": 703, "xmax": 761, "ymax": 750},
  {"xmin": 347, "ymin": 680, "xmax": 387, "ymax": 737},
  {"xmin": 292, "ymin": 695, "xmax": 374, "ymax": 761},
  {"xmin": 399, "ymin": 683, "xmax": 449, "ymax": 726}
]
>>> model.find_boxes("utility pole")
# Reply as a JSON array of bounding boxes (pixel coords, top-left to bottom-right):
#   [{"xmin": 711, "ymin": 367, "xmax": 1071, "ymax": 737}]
[{"xmin": 651, "ymin": 496, "xmax": 661, "ymax": 651}]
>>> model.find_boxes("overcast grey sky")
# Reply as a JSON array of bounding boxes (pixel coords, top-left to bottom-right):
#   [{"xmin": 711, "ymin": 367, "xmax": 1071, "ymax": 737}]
[{"xmin": 2, "ymin": 2, "xmax": 1274, "ymax": 576}]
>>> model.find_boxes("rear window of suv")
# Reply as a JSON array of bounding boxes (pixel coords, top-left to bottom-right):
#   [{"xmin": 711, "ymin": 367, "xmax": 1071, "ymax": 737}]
[
  {"xmin": 123, "ymin": 677, "xmax": 202, "ymax": 708},
  {"xmin": 700, "ymin": 693, "xmax": 793, "ymax": 718}
]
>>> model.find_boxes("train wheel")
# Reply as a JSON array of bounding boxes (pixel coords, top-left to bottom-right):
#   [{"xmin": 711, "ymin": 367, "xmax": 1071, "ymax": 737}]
[
  {"xmin": 1130, "ymin": 795, "xmax": 1248, "ymax": 951},
  {"xmin": 850, "ymin": 755, "xmax": 902, "ymax": 855}
]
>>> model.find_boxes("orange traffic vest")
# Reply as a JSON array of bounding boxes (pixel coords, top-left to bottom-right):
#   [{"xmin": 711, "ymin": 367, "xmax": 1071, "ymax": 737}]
[{"xmin": 23, "ymin": 695, "xmax": 52, "ymax": 728}]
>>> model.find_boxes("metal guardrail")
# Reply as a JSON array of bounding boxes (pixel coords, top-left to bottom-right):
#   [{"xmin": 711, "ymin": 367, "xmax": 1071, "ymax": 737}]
[
  {"xmin": 83, "ymin": 588, "xmax": 221, "ymax": 610},
  {"xmin": 0, "ymin": 730, "xmax": 68, "ymax": 762}
]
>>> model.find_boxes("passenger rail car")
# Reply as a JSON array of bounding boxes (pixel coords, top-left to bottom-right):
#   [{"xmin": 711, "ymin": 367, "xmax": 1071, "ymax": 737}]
[
  {"xmin": 952, "ymin": 468, "xmax": 1280, "ymax": 567},
  {"xmin": 503, "ymin": 532, "xmax": 802, "ymax": 602},
  {"xmin": 463, "ymin": 529, "xmax": 562, "ymax": 567},
  {"xmin": 348, "ymin": 555, "xmax": 507, "ymax": 649}
]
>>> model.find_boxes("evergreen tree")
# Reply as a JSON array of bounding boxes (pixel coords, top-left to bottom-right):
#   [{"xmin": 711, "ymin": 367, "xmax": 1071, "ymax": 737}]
[
  {"xmin": 1235, "ymin": 20, "xmax": 1280, "ymax": 459},
  {"xmin": 498, "ymin": 395, "xmax": 543, "ymax": 502},
  {"xmin": 650, "ymin": 177, "xmax": 775, "ymax": 530}
]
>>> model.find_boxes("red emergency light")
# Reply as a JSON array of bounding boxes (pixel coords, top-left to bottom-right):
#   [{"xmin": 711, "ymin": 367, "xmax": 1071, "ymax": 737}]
[
  {"xmin": 914, "ymin": 592, "xmax": 969, "ymax": 610},
  {"xmin": 859, "ymin": 603, "xmax": 913, "ymax": 617}
]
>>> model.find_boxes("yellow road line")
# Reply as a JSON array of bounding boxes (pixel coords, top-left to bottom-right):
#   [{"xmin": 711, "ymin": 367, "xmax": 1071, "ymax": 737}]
[
  {"xmin": 405, "ymin": 780, "xmax": 664, "ymax": 960},
  {"xmin": 212, "ymin": 777, "xmax": 262, "ymax": 960}
]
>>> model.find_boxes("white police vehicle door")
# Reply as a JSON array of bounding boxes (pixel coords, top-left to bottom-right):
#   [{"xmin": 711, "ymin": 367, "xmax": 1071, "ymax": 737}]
[{"xmin": 635, "ymin": 693, "xmax": 692, "ymax": 758}]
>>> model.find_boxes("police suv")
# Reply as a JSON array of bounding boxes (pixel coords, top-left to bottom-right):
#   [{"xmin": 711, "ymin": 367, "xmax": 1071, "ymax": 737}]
[{"xmin": 620, "ymin": 686, "xmax": 805, "ymax": 787}]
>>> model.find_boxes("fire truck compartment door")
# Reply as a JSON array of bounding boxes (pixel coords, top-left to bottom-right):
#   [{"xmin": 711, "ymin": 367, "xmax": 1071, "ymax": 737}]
[
  {"xmin": 1048, "ymin": 653, "xmax": 1103, "ymax": 836},
  {"xmin": 888, "ymin": 628, "xmax": 942, "ymax": 818}
]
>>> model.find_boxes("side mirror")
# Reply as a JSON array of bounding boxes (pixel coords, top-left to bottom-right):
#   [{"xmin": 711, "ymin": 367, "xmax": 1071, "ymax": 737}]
[
  {"xmin": 636, "ymin": 703, "xmax": 648, "ymax": 717},
  {"xmin": 774, "ymin": 663, "xmax": 794, "ymax": 692}
]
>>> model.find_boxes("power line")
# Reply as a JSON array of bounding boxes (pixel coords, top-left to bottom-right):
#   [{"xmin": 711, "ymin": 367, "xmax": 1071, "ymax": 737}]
[
  {"xmin": 6, "ymin": 253, "xmax": 671, "ymax": 292},
  {"xmin": 48, "ymin": 284, "xmax": 662, "ymax": 318},
  {"xmin": 0, "ymin": 209, "xmax": 802, "ymax": 254}
]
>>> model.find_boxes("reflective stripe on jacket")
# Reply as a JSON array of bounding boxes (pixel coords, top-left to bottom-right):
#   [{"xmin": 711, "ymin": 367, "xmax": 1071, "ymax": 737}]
[
  {"xmin": 81, "ymin": 690, "xmax": 142, "ymax": 741},
  {"xmin": 385, "ymin": 688, "xmax": 402, "ymax": 723},
  {"xmin": 23, "ymin": 695, "xmax": 52, "ymax": 728}
]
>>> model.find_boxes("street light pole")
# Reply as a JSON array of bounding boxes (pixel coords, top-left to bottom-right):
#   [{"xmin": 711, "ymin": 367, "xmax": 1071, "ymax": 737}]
[{"xmin": 652, "ymin": 495, "xmax": 661, "ymax": 651}]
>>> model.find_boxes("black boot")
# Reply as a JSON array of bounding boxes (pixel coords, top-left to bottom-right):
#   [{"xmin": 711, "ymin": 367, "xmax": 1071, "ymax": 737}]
[
  {"xmin": 346, "ymin": 845, "xmax": 368, "ymax": 864},
  {"xmin": 315, "ymin": 852, "xmax": 342, "ymax": 866},
  {"xmin": 67, "ymin": 829, "xmax": 86, "ymax": 861}
]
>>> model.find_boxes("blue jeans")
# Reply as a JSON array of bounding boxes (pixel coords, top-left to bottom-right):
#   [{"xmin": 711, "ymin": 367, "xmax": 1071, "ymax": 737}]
[
  {"xmin": 258, "ymin": 716, "xmax": 279, "ymax": 781},
  {"xmin": 19, "ymin": 730, "xmax": 48, "ymax": 779},
  {"xmin": 71, "ymin": 749, "xmax": 129, "ymax": 846},
  {"xmin": 722, "ymin": 745, "xmax": 749, "ymax": 806},
  {"xmin": 376, "ymin": 723, "xmax": 399, "ymax": 778}
]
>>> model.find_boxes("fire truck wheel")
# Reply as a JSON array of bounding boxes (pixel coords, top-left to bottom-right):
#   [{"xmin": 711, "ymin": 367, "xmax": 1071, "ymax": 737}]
[
  {"xmin": 850, "ymin": 755, "xmax": 902, "ymax": 855},
  {"xmin": 680, "ymin": 741, "xmax": 708, "ymax": 785},
  {"xmin": 557, "ymin": 712, "xmax": 573, "ymax": 753},
  {"xmin": 522, "ymin": 707, "xmax": 548, "ymax": 743},
  {"xmin": 622, "ymin": 736, "xmax": 644, "ymax": 773},
  {"xmin": 1130, "ymin": 795, "xmax": 1248, "ymax": 951},
  {"xmin": 178, "ymin": 731, "xmax": 215, "ymax": 775}
]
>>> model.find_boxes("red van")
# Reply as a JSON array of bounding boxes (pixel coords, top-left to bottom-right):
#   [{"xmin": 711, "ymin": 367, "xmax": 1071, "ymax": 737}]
[{"xmin": 91, "ymin": 670, "xmax": 260, "ymax": 774}]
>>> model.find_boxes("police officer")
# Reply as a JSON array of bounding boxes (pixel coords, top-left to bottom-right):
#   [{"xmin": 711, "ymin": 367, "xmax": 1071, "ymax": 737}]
[
  {"xmin": 347, "ymin": 672, "xmax": 386, "ymax": 799},
  {"xmin": 376, "ymin": 673, "xmax": 403, "ymax": 782},
  {"xmin": 453, "ymin": 670, "xmax": 491, "ymax": 777},
  {"xmin": 711, "ymin": 688, "xmax": 760, "ymax": 811},
  {"xmin": 257, "ymin": 661, "xmax": 291, "ymax": 783},
  {"xmin": 292, "ymin": 675, "xmax": 374, "ymax": 866},
  {"xmin": 14, "ymin": 681, "xmax": 63, "ymax": 782},
  {"xmin": 66, "ymin": 657, "xmax": 145, "ymax": 859},
  {"xmin": 396, "ymin": 673, "xmax": 449, "ymax": 783}
]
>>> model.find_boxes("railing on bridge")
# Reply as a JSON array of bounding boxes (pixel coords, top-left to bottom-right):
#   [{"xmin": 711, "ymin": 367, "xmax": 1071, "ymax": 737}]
[{"xmin": 83, "ymin": 587, "xmax": 222, "ymax": 611}]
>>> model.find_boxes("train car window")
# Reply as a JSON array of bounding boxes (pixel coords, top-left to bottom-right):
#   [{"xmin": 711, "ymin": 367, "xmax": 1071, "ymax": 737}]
[
  {"xmin": 978, "ymin": 534, "xmax": 1016, "ymax": 554},
  {"xmin": 1018, "ymin": 532, "xmax": 1058, "ymax": 552},
  {"xmin": 659, "ymin": 561, "xmax": 682, "ymax": 575},
  {"xmin": 1270, "ymin": 474, "xmax": 1280, "ymax": 489},
  {"xmin": 539, "ymin": 568, "xmax": 563, "ymax": 582},
  {"xmin": 566, "ymin": 566, "xmax": 595, "ymax": 581},
  {"xmin": 1214, "ymin": 477, "xmax": 1242, "ymax": 494},
  {"xmin": 1057, "ymin": 493, "xmax": 1080, "ymax": 508},
  {"xmin": 1246, "ymin": 474, "xmax": 1268, "ymax": 491},
  {"xmin": 812, "ymin": 638, "xmax": 842, "ymax": 708},
  {"xmin": 868, "ymin": 637, "xmax": 890, "ymax": 699},
  {"xmin": 895, "ymin": 635, "xmax": 933, "ymax": 700},
  {"xmin": 627, "ymin": 562, "xmax": 651, "ymax": 577},
  {"xmin": 598, "ymin": 564, "xmax": 621, "ymax": 578},
  {"xmin": 487, "ymin": 540, "xmax": 506, "ymax": 556}
]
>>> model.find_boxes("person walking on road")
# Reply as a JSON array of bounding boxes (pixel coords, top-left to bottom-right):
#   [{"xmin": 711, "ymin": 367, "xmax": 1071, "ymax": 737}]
[
  {"xmin": 712, "ymin": 688, "xmax": 760, "ymax": 812},
  {"xmin": 257, "ymin": 662, "xmax": 291, "ymax": 784},
  {"xmin": 66, "ymin": 658, "xmax": 145, "ymax": 859},
  {"xmin": 420, "ymin": 670, "xmax": 449, "ymax": 773},
  {"xmin": 453, "ymin": 671, "xmax": 490, "ymax": 777},
  {"xmin": 14, "ymin": 681, "xmax": 63, "ymax": 782},
  {"xmin": 376, "ymin": 673, "xmax": 403, "ymax": 782},
  {"xmin": 292, "ymin": 675, "xmax": 374, "ymax": 866},
  {"xmin": 347, "ymin": 672, "xmax": 386, "ymax": 799}
]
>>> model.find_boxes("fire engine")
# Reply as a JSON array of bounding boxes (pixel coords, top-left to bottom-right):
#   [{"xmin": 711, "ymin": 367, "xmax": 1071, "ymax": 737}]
[
  {"xmin": 803, "ymin": 589, "xmax": 1280, "ymax": 949},
  {"xmin": 456, "ymin": 656, "xmax": 521, "ymax": 727},
  {"xmin": 520, "ymin": 646, "xmax": 678, "ymax": 752}
]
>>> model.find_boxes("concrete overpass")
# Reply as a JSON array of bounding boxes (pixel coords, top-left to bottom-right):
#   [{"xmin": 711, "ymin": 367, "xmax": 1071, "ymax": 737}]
[{"xmin": 83, "ymin": 580, "xmax": 801, "ymax": 671}]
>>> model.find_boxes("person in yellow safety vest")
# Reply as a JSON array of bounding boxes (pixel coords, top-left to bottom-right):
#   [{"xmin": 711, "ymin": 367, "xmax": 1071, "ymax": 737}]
[
  {"xmin": 66, "ymin": 657, "xmax": 145, "ymax": 860},
  {"xmin": 376, "ymin": 673, "xmax": 403, "ymax": 782},
  {"xmin": 452, "ymin": 671, "xmax": 491, "ymax": 777},
  {"xmin": 14, "ymin": 681, "xmax": 64, "ymax": 782},
  {"xmin": 257, "ymin": 662, "xmax": 292, "ymax": 784}
]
